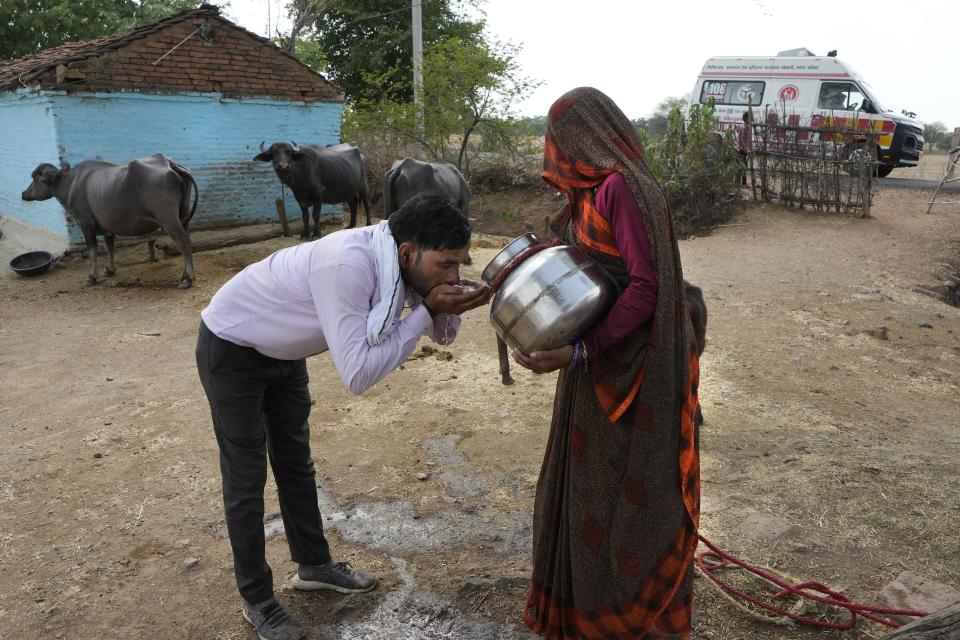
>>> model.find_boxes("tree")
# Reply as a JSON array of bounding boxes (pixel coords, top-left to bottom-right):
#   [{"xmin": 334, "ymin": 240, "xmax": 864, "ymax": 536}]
[
  {"xmin": 924, "ymin": 121, "xmax": 947, "ymax": 147},
  {"xmin": 306, "ymin": 0, "xmax": 484, "ymax": 104},
  {"xmin": 0, "ymin": 0, "xmax": 213, "ymax": 61},
  {"xmin": 344, "ymin": 34, "xmax": 539, "ymax": 173},
  {"xmin": 1, "ymin": 0, "xmax": 131, "ymax": 60},
  {"xmin": 936, "ymin": 130, "xmax": 956, "ymax": 152},
  {"xmin": 923, "ymin": 121, "xmax": 958, "ymax": 152},
  {"xmin": 645, "ymin": 96, "xmax": 689, "ymax": 141},
  {"xmin": 516, "ymin": 115, "xmax": 547, "ymax": 136},
  {"xmin": 127, "ymin": 0, "xmax": 203, "ymax": 28},
  {"xmin": 274, "ymin": 0, "xmax": 334, "ymax": 55},
  {"xmin": 642, "ymin": 99, "xmax": 741, "ymax": 234}
]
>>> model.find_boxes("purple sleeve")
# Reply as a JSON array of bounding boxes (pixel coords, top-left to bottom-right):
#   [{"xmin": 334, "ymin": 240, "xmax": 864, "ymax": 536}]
[{"xmin": 582, "ymin": 172, "xmax": 658, "ymax": 359}]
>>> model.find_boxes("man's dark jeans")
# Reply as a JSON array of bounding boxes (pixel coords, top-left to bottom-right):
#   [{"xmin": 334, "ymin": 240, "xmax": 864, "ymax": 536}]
[{"xmin": 196, "ymin": 321, "xmax": 331, "ymax": 604}]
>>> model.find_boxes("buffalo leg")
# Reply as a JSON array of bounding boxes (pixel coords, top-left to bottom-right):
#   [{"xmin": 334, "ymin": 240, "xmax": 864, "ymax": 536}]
[
  {"xmin": 361, "ymin": 191, "xmax": 371, "ymax": 225},
  {"xmin": 147, "ymin": 237, "xmax": 158, "ymax": 262},
  {"xmin": 160, "ymin": 218, "xmax": 195, "ymax": 289},
  {"xmin": 104, "ymin": 234, "xmax": 117, "ymax": 277},
  {"xmin": 312, "ymin": 201, "xmax": 322, "ymax": 238},
  {"xmin": 348, "ymin": 199, "xmax": 358, "ymax": 229},
  {"xmin": 80, "ymin": 222, "xmax": 99, "ymax": 287},
  {"xmin": 298, "ymin": 202, "xmax": 311, "ymax": 240},
  {"xmin": 497, "ymin": 335, "xmax": 514, "ymax": 385}
]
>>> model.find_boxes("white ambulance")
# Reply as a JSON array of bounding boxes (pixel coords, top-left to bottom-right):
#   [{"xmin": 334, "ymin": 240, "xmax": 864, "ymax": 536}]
[{"xmin": 688, "ymin": 49, "xmax": 924, "ymax": 176}]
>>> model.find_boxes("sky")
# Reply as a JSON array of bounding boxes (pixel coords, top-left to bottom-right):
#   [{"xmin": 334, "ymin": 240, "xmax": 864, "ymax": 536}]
[{"xmin": 222, "ymin": 0, "xmax": 958, "ymax": 127}]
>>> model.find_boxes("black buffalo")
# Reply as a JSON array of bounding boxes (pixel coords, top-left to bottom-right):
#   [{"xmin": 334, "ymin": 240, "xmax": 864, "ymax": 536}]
[
  {"xmin": 684, "ymin": 280, "xmax": 707, "ymax": 358},
  {"xmin": 255, "ymin": 141, "xmax": 371, "ymax": 239},
  {"xmin": 383, "ymin": 157, "xmax": 471, "ymax": 217},
  {"xmin": 21, "ymin": 154, "xmax": 198, "ymax": 288},
  {"xmin": 684, "ymin": 280, "xmax": 708, "ymax": 428}
]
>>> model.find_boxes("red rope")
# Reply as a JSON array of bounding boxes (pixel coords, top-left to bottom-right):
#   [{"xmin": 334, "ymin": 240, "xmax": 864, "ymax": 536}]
[
  {"xmin": 488, "ymin": 240, "xmax": 561, "ymax": 294},
  {"xmin": 695, "ymin": 534, "xmax": 929, "ymax": 630},
  {"xmin": 490, "ymin": 236, "xmax": 931, "ymax": 632}
]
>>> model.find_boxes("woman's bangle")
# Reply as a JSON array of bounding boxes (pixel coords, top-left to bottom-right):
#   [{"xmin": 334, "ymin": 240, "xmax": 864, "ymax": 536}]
[{"xmin": 570, "ymin": 340, "xmax": 581, "ymax": 369}]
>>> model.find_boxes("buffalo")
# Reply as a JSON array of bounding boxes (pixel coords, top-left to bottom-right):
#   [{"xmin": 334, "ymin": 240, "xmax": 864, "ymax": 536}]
[
  {"xmin": 684, "ymin": 280, "xmax": 707, "ymax": 358},
  {"xmin": 255, "ymin": 141, "xmax": 371, "ymax": 239},
  {"xmin": 383, "ymin": 157, "xmax": 471, "ymax": 217},
  {"xmin": 21, "ymin": 154, "xmax": 198, "ymax": 288}
]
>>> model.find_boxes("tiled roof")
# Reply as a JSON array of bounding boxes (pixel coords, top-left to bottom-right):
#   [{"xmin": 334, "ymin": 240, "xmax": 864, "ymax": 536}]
[{"xmin": 0, "ymin": 4, "xmax": 337, "ymax": 94}]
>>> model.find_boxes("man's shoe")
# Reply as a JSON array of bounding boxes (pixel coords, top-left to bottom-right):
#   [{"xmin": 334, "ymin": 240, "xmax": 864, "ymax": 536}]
[
  {"xmin": 241, "ymin": 596, "xmax": 306, "ymax": 640},
  {"xmin": 291, "ymin": 560, "xmax": 378, "ymax": 593}
]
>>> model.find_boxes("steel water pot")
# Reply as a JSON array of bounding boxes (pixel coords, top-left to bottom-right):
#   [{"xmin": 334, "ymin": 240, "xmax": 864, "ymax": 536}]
[{"xmin": 483, "ymin": 234, "xmax": 614, "ymax": 354}]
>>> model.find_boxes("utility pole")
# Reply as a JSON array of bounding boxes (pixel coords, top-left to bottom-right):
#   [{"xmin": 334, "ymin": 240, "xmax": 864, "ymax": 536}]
[{"xmin": 412, "ymin": 0, "xmax": 424, "ymax": 156}]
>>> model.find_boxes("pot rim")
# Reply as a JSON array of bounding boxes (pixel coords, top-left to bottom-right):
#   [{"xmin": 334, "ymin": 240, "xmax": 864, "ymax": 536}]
[{"xmin": 480, "ymin": 232, "xmax": 539, "ymax": 284}]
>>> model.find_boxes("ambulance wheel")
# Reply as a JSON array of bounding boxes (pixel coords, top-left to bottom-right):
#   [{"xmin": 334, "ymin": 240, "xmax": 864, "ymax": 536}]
[
  {"xmin": 876, "ymin": 164, "xmax": 894, "ymax": 178},
  {"xmin": 846, "ymin": 142, "xmax": 879, "ymax": 176}
]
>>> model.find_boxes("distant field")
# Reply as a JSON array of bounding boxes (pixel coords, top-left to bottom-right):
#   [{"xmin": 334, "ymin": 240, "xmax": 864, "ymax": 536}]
[{"xmin": 889, "ymin": 151, "xmax": 953, "ymax": 180}]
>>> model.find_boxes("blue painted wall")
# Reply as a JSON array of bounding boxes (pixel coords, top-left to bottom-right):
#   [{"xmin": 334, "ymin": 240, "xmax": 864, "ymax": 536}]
[
  {"xmin": 1, "ymin": 89, "xmax": 343, "ymax": 245},
  {"xmin": 0, "ymin": 90, "xmax": 69, "ymax": 238}
]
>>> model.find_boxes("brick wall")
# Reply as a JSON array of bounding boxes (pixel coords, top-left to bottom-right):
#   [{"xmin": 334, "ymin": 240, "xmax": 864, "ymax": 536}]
[
  {"xmin": 50, "ymin": 91, "xmax": 343, "ymax": 244},
  {"xmin": 34, "ymin": 16, "xmax": 340, "ymax": 103}
]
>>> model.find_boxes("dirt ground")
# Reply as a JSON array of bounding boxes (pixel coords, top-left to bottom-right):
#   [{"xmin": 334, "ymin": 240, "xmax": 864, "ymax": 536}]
[
  {"xmin": 888, "ymin": 151, "xmax": 953, "ymax": 181},
  {"xmin": 1, "ymin": 183, "xmax": 959, "ymax": 640}
]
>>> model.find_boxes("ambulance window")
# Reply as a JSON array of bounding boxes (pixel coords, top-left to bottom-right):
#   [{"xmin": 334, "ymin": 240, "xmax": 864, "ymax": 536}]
[
  {"xmin": 818, "ymin": 82, "xmax": 868, "ymax": 111},
  {"xmin": 700, "ymin": 80, "xmax": 764, "ymax": 106}
]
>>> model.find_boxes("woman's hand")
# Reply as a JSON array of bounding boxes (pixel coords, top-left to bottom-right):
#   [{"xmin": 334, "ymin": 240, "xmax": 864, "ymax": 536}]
[{"xmin": 512, "ymin": 344, "xmax": 574, "ymax": 374}]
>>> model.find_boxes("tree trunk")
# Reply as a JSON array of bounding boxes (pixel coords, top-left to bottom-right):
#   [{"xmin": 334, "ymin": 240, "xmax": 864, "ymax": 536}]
[
  {"xmin": 880, "ymin": 603, "xmax": 960, "ymax": 639},
  {"xmin": 457, "ymin": 116, "xmax": 481, "ymax": 172}
]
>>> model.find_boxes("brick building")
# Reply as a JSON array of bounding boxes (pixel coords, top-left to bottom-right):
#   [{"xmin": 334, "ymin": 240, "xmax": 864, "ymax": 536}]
[{"xmin": 0, "ymin": 4, "xmax": 343, "ymax": 250}]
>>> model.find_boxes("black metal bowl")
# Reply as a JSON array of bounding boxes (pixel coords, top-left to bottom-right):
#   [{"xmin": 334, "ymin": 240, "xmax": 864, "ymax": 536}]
[{"xmin": 9, "ymin": 250, "xmax": 54, "ymax": 277}]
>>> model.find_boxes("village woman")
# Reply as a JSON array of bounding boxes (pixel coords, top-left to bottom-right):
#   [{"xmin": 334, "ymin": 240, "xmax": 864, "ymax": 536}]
[{"xmin": 512, "ymin": 87, "xmax": 701, "ymax": 639}]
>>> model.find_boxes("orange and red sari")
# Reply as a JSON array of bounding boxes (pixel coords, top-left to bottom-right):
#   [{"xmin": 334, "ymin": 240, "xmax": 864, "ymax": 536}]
[{"xmin": 524, "ymin": 87, "xmax": 701, "ymax": 639}]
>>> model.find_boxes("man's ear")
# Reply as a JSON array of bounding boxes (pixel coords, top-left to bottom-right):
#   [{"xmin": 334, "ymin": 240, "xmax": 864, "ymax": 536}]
[{"xmin": 397, "ymin": 241, "xmax": 417, "ymax": 267}]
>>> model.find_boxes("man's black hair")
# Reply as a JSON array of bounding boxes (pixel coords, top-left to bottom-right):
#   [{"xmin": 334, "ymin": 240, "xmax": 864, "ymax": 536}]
[{"xmin": 388, "ymin": 192, "xmax": 471, "ymax": 254}]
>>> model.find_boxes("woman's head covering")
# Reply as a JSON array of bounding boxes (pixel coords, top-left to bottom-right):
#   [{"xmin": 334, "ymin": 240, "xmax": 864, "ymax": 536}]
[
  {"xmin": 542, "ymin": 86, "xmax": 667, "ymax": 240},
  {"xmin": 542, "ymin": 87, "xmax": 693, "ymax": 422}
]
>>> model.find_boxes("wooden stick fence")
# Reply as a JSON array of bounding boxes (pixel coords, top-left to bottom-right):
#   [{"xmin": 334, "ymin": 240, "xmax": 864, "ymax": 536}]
[{"xmin": 745, "ymin": 119, "xmax": 883, "ymax": 218}]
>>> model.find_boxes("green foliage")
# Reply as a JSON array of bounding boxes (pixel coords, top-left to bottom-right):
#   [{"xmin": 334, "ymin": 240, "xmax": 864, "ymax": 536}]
[
  {"xmin": 924, "ymin": 121, "xmax": 947, "ymax": 143},
  {"xmin": 128, "ymin": 0, "xmax": 202, "ymax": 28},
  {"xmin": 307, "ymin": 0, "xmax": 484, "ymax": 104},
  {"xmin": 924, "ymin": 121, "xmax": 957, "ymax": 152},
  {"xmin": 644, "ymin": 95, "xmax": 689, "ymax": 141},
  {"xmin": 0, "ymin": 0, "xmax": 214, "ymax": 61},
  {"xmin": 630, "ymin": 116, "xmax": 648, "ymax": 139},
  {"xmin": 516, "ymin": 115, "xmax": 547, "ymax": 136},
  {"xmin": 1, "ymin": 0, "xmax": 129, "ymax": 59},
  {"xmin": 292, "ymin": 35, "xmax": 328, "ymax": 73},
  {"xmin": 643, "ymin": 99, "xmax": 741, "ymax": 233},
  {"xmin": 343, "ymin": 34, "xmax": 540, "ymax": 175}
]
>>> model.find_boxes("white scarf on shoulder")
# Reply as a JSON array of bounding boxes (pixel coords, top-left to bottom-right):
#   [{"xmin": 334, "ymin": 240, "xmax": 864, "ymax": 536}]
[{"xmin": 366, "ymin": 221, "xmax": 406, "ymax": 346}]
